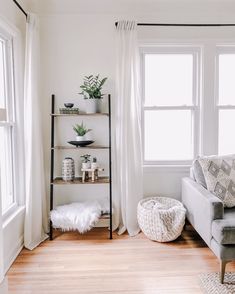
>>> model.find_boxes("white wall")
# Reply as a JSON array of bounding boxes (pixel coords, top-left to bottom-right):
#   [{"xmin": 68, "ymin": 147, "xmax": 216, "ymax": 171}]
[{"xmin": 0, "ymin": 0, "xmax": 27, "ymax": 276}]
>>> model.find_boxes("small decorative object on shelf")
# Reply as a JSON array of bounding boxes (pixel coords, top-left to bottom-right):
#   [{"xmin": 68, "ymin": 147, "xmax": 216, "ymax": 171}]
[
  {"xmin": 62, "ymin": 157, "xmax": 75, "ymax": 181},
  {"xmin": 79, "ymin": 74, "xmax": 107, "ymax": 113},
  {"xmin": 59, "ymin": 107, "xmax": 79, "ymax": 114},
  {"xmin": 73, "ymin": 121, "xmax": 92, "ymax": 141},
  {"xmin": 80, "ymin": 154, "xmax": 91, "ymax": 169},
  {"xmin": 64, "ymin": 103, "xmax": 74, "ymax": 108},
  {"xmin": 81, "ymin": 156, "xmax": 102, "ymax": 183},
  {"xmin": 67, "ymin": 140, "xmax": 94, "ymax": 147},
  {"xmin": 81, "ymin": 167, "xmax": 104, "ymax": 183}
]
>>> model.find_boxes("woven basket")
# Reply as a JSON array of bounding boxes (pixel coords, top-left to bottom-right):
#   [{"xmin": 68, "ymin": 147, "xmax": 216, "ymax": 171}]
[{"xmin": 137, "ymin": 197, "xmax": 186, "ymax": 242}]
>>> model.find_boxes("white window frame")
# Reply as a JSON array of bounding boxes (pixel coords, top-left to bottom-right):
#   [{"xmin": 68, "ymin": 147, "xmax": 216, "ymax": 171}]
[
  {"xmin": 0, "ymin": 24, "xmax": 18, "ymax": 220},
  {"xmin": 141, "ymin": 46, "xmax": 201, "ymax": 166},
  {"xmin": 215, "ymin": 46, "xmax": 235, "ymax": 155}
]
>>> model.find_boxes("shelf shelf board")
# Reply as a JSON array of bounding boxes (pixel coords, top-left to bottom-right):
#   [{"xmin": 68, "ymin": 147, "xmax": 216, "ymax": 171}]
[
  {"xmin": 51, "ymin": 113, "xmax": 109, "ymax": 117},
  {"xmin": 52, "ymin": 145, "xmax": 109, "ymax": 150},
  {"xmin": 50, "ymin": 213, "xmax": 110, "ymax": 220},
  {"xmin": 52, "ymin": 177, "xmax": 110, "ymax": 185}
]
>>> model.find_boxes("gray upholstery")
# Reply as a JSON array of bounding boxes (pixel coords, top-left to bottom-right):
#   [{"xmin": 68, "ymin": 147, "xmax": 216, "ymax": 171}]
[
  {"xmin": 212, "ymin": 208, "xmax": 235, "ymax": 245},
  {"xmin": 182, "ymin": 177, "xmax": 223, "ymax": 245},
  {"xmin": 182, "ymin": 177, "xmax": 235, "ymax": 278},
  {"xmin": 211, "ymin": 238, "xmax": 235, "ymax": 261}
]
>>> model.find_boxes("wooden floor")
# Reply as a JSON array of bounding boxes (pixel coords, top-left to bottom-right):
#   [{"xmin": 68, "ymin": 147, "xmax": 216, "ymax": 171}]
[{"xmin": 6, "ymin": 227, "xmax": 235, "ymax": 294}]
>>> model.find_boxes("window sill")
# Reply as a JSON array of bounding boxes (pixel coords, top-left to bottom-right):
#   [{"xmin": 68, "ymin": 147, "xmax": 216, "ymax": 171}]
[
  {"xmin": 2, "ymin": 206, "xmax": 25, "ymax": 229},
  {"xmin": 143, "ymin": 165, "xmax": 191, "ymax": 173}
]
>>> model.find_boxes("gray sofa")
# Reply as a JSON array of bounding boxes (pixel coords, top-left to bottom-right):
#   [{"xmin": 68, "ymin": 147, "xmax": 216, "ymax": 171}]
[{"xmin": 182, "ymin": 176, "xmax": 235, "ymax": 284}]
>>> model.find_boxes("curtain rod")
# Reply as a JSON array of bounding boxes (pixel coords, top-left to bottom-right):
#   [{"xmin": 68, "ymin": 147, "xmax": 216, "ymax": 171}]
[
  {"xmin": 115, "ymin": 22, "xmax": 235, "ymax": 27},
  {"xmin": 13, "ymin": 0, "xmax": 28, "ymax": 20}
]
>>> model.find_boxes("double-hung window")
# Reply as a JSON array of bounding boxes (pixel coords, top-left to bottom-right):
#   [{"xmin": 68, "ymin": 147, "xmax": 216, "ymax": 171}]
[
  {"xmin": 0, "ymin": 27, "xmax": 16, "ymax": 216},
  {"xmin": 142, "ymin": 47, "xmax": 200, "ymax": 165},
  {"xmin": 217, "ymin": 48, "xmax": 235, "ymax": 155}
]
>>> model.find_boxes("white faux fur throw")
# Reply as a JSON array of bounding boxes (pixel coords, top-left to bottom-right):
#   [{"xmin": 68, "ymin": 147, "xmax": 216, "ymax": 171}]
[{"xmin": 50, "ymin": 200, "xmax": 109, "ymax": 233}]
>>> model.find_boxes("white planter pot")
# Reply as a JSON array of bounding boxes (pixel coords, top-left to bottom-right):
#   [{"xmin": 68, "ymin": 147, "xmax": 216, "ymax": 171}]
[
  {"xmin": 85, "ymin": 99, "xmax": 101, "ymax": 114},
  {"xmin": 91, "ymin": 162, "xmax": 99, "ymax": 169},
  {"xmin": 84, "ymin": 131, "xmax": 93, "ymax": 141},
  {"xmin": 82, "ymin": 162, "xmax": 91, "ymax": 169},
  {"xmin": 76, "ymin": 135, "xmax": 85, "ymax": 141}
]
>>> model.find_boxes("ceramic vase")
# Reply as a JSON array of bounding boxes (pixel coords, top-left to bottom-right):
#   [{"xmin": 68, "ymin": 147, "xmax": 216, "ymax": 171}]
[{"xmin": 62, "ymin": 157, "xmax": 75, "ymax": 181}]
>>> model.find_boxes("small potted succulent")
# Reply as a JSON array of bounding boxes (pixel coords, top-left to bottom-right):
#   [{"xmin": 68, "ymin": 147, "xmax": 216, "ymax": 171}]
[
  {"xmin": 73, "ymin": 122, "xmax": 92, "ymax": 141},
  {"xmin": 79, "ymin": 74, "xmax": 107, "ymax": 113},
  {"xmin": 80, "ymin": 154, "xmax": 91, "ymax": 169}
]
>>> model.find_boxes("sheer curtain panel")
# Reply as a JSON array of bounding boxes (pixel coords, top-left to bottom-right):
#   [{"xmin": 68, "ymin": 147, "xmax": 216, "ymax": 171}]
[
  {"xmin": 115, "ymin": 20, "xmax": 143, "ymax": 236},
  {"xmin": 0, "ymin": 184, "xmax": 3, "ymax": 283},
  {"xmin": 24, "ymin": 14, "xmax": 48, "ymax": 250}
]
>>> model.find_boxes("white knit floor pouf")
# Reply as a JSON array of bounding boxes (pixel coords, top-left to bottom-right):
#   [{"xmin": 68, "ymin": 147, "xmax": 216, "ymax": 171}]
[{"xmin": 137, "ymin": 197, "xmax": 186, "ymax": 242}]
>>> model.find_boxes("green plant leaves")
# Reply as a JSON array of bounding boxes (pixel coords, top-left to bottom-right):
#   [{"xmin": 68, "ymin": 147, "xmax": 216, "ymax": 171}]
[
  {"xmin": 73, "ymin": 121, "xmax": 92, "ymax": 136},
  {"xmin": 79, "ymin": 74, "xmax": 107, "ymax": 99},
  {"xmin": 80, "ymin": 154, "xmax": 91, "ymax": 163}
]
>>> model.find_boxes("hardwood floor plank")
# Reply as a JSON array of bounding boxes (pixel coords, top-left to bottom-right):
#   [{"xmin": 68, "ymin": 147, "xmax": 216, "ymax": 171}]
[{"xmin": 6, "ymin": 228, "xmax": 235, "ymax": 293}]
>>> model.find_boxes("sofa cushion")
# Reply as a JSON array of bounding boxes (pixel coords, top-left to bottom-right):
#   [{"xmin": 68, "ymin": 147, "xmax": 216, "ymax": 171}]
[
  {"xmin": 212, "ymin": 207, "xmax": 235, "ymax": 245},
  {"xmin": 192, "ymin": 159, "xmax": 207, "ymax": 188},
  {"xmin": 198, "ymin": 154, "xmax": 235, "ymax": 207}
]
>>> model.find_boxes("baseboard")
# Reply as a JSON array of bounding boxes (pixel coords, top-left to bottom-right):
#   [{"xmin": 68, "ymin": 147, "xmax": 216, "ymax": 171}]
[{"xmin": 4, "ymin": 235, "xmax": 23, "ymax": 274}]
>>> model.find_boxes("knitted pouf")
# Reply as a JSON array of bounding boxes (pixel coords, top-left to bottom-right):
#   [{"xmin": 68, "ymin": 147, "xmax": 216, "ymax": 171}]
[{"xmin": 137, "ymin": 197, "xmax": 186, "ymax": 242}]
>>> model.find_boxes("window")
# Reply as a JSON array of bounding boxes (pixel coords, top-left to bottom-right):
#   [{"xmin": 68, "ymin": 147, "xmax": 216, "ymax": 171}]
[
  {"xmin": 217, "ymin": 49, "xmax": 235, "ymax": 155},
  {"xmin": 142, "ymin": 47, "xmax": 200, "ymax": 164},
  {"xmin": 0, "ymin": 29, "xmax": 16, "ymax": 216}
]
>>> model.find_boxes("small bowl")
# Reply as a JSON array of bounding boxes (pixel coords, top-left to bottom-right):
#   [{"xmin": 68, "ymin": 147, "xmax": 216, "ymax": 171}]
[{"xmin": 64, "ymin": 103, "xmax": 74, "ymax": 108}]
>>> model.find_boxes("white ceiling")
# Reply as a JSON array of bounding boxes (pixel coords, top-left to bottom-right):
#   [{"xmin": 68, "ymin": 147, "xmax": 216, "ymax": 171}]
[{"xmin": 25, "ymin": 0, "xmax": 235, "ymax": 18}]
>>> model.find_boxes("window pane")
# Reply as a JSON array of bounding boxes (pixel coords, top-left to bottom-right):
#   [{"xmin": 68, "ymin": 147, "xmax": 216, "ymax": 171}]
[
  {"xmin": 144, "ymin": 54, "xmax": 193, "ymax": 106},
  {"xmin": 219, "ymin": 54, "xmax": 235, "ymax": 105},
  {"xmin": 0, "ymin": 40, "xmax": 5, "ymax": 109},
  {"xmin": 144, "ymin": 110, "xmax": 193, "ymax": 161},
  {"xmin": 0, "ymin": 126, "xmax": 14, "ymax": 213},
  {"xmin": 219, "ymin": 109, "xmax": 235, "ymax": 155}
]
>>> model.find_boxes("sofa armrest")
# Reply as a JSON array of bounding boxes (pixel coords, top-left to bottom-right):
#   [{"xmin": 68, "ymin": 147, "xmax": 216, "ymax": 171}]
[{"xmin": 182, "ymin": 177, "xmax": 224, "ymax": 246}]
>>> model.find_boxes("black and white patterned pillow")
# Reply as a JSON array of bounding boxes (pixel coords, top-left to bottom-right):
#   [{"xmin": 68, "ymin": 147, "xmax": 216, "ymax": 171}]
[{"xmin": 198, "ymin": 154, "xmax": 235, "ymax": 207}]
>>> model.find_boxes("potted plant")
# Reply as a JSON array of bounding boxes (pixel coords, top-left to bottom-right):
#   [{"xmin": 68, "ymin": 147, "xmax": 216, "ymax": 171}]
[
  {"xmin": 73, "ymin": 122, "xmax": 92, "ymax": 141},
  {"xmin": 80, "ymin": 154, "xmax": 91, "ymax": 169},
  {"xmin": 79, "ymin": 74, "xmax": 107, "ymax": 113}
]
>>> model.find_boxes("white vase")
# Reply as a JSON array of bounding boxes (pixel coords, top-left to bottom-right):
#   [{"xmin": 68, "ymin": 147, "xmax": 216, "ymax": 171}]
[
  {"xmin": 76, "ymin": 135, "xmax": 85, "ymax": 141},
  {"xmin": 82, "ymin": 162, "xmax": 91, "ymax": 169},
  {"xmin": 85, "ymin": 99, "xmax": 101, "ymax": 114}
]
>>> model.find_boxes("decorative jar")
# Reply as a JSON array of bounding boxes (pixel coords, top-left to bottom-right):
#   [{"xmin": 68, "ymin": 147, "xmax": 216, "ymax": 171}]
[{"xmin": 62, "ymin": 157, "xmax": 75, "ymax": 181}]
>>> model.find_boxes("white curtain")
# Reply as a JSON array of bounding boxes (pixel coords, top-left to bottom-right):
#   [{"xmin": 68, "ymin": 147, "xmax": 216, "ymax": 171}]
[
  {"xmin": 0, "ymin": 183, "xmax": 3, "ymax": 283},
  {"xmin": 24, "ymin": 14, "xmax": 48, "ymax": 250},
  {"xmin": 115, "ymin": 20, "xmax": 143, "ymax": 236}
]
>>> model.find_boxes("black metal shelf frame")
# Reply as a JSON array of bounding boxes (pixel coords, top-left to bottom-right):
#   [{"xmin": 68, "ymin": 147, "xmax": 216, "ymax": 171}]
[{"xmin": 49, "ymin": 94, "xmax": 112, "ymax": 240}]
